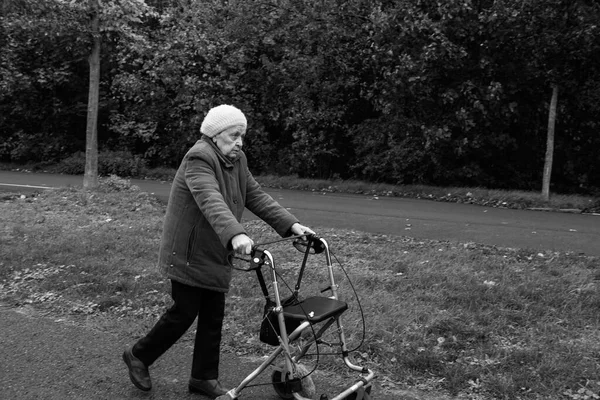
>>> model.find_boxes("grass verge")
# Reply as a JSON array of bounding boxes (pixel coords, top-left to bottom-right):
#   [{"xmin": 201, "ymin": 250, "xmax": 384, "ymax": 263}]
[
  {"xmin": 254, "ymin": 175, "xmax": 600, "ymax": 213},
  {"xmin": 1, "ymin": 177, "xmax": 599, "ymax": 400},
  {"xmin": 2, "ymin": 162, "xmax": 599, "ymax": 212}
]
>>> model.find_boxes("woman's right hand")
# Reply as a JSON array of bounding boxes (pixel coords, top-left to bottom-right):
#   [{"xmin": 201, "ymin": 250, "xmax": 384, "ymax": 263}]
[{"xmin": 231, "ymin": 234, "xmax": 254, "ymax": 255}]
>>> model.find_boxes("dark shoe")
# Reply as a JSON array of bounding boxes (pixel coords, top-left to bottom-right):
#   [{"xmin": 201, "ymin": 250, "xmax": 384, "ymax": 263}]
[
  {"xmin": 188, "ymin": 377, "xmax": 229, "ymax": 398},
  {"xmin": 122, "ymin": 347, "xmax": 152, "ymax": 391}
]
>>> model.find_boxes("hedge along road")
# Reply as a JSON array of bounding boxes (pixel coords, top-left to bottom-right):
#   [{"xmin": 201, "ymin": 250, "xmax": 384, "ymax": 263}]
[{"xmin": 1, "ymin": 170, "xmax": 599, "ymax": 256}]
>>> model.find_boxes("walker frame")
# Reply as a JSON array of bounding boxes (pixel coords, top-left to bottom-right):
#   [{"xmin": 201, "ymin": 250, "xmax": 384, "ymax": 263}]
[{"xmin": 219, "ymin": 235, "xmax": 376, "ymax": 400}]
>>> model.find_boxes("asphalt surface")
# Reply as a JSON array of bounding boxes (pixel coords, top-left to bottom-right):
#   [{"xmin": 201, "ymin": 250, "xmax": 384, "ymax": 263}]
[{"xmin": 1, "ymin": 170, "xmax": 599, "ymax": 256}]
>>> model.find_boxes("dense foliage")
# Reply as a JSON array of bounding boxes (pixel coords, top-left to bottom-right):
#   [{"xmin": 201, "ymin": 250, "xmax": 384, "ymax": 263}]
[{"xmin": 1, "ymin": 0, "xmax": 599, "ymax": 193}]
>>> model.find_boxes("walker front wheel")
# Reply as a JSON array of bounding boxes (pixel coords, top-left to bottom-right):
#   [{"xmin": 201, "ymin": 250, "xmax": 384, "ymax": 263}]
[{"xmin": 346, "ymin": 384, "xmax": 373, "ymax": 400}]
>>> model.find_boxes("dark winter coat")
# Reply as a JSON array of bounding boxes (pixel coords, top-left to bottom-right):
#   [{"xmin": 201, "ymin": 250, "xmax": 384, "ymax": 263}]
[{"xmin": 158, "ymin": 136, "xmax": 298, "ymax": 292}]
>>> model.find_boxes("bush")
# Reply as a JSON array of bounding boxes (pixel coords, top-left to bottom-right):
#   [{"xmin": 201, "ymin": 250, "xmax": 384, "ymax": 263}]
[
  {"xmin": 99, "ymin": 175, "xmax": 137, "ymax": 192},
  {"xmin": 99, "ymin": 151, "xmax": 147, "ymax": 177},
  {"xmin": 55, "ymin": 151, "xmax": 147, "ymax": 177},
  {"xmin": 55, "ymin": 152, "xmax": 86, "ymax": 175}
]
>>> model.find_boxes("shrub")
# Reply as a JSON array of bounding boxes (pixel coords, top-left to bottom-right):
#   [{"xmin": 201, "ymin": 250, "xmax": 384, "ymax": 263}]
[
  {"xmin": 99, "ymin": 175, "xmax": 136, "ymax": 192},
  {"xmin": 98, "ymin": 151, "xmax": 147, "ymax": 177},
  {"xmin": 55, "ymin": 152, "xmax": 86, "ymax": 175},
  {"xmin": 55, "ymin": 151, "xmax": 147, "ymax": 177}
]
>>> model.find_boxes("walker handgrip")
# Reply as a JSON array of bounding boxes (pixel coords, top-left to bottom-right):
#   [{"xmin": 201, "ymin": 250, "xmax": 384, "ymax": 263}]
[
  {"xmin": 293, "ymin": 235, "xmax": 325, "ymax": 254},
  {"xmin": 227, "ymin": 246, "xmax": 265, "ymax": 271}
]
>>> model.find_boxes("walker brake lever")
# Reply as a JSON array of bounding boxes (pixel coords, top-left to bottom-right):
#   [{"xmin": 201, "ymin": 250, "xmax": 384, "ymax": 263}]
[{"xmin": 249, "ymin": 247, "xmax": 266, "ymax": 270}]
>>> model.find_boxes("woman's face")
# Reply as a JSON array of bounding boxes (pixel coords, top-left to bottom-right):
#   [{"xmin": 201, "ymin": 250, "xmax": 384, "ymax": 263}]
[{"xmin": 213, "ymin": 126, "xmax": 246, "ymax": 159}]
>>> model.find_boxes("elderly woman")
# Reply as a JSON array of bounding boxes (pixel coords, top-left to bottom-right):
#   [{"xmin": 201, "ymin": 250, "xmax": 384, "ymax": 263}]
[{"xmin": 122, "ymin": 105, "xmax": 314, "ymax": 398}]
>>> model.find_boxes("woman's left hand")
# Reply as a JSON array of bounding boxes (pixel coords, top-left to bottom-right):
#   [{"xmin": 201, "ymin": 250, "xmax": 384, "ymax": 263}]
[{"xmin": 290, "ymin": 223, "xmax": 315, "ymax": 237}]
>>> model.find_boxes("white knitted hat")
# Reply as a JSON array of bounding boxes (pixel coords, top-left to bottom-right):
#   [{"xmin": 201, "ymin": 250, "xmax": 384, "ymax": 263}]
[{"xmin": 200, "ymin": 104, "xmax": 247, "ymax": 138}]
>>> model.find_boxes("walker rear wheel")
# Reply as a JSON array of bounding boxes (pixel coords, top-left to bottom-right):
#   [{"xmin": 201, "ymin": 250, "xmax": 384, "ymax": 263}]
[
  {"xmin": 271, "ymin": 369, "xmax": 315, "ymax": 399},
  {"xmin": 271, "ymin": 370, "xmax": 295, "ymax": 399}
]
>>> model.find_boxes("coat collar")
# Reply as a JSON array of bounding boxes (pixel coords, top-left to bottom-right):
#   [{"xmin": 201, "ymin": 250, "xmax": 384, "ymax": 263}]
[{"xmin": 201, "ymin": 135, "xmax": 240, "ymax": 168}]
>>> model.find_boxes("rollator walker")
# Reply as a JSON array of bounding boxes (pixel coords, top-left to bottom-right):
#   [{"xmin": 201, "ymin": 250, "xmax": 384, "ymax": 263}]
[{"xmin": 218, "ymin": 234, "xmax": 376, "ymax": 400}]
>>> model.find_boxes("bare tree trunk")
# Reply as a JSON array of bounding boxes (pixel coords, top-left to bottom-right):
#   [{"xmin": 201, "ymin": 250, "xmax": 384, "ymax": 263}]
[
  {"xmin": 84, "ymin": 0, "xmax": 100, "ymax": 190},
  {"xmin": 542, "ymin": 84, "xmax": 559, "ymax": 202}
]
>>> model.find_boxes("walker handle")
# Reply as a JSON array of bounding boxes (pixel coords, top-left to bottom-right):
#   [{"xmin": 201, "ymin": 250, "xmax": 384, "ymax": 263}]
[
  {"xmin": 227, "ymin": 246, "xmax": 265, "ymax": 271},
  {"xmin": 292, "ymin": 234, "xmax": 325, "ymax": 254}
]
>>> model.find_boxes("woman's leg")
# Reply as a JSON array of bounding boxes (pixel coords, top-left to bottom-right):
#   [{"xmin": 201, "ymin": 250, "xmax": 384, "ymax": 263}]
[
  {"xmin": 191, "ymin": 289, "xmax": 226, "ymax": 380},
  {"xmin": 133, "ymin": 280, "xmax": 202, "ymax": 366}
]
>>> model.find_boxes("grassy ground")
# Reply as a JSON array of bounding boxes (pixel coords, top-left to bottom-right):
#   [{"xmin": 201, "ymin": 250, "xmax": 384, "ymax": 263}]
[{"xmin": 1, "ymin": 176, "xmax": 600, "ymax": 400}]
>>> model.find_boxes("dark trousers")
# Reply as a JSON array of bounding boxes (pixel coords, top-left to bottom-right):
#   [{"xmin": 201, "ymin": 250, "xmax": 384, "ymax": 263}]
[{"xmin": 132, "ymin": 280, "xmax": 226, "ymax": 380}]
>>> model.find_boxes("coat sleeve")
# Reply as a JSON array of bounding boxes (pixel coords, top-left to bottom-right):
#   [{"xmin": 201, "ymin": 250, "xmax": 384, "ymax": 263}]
[
  {"xmin": 184, "ymin": 154, "xmax": 246, "ymax": 249},
  {"xmin": 244, "ymin": 167, "xmax": 299, "ymax": 237}
]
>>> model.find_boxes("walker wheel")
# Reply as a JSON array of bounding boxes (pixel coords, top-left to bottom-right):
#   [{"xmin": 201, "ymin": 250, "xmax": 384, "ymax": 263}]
[
  {"xmin": 271, "ymin": 370, "xmax": 295, "ymax": 399},
  {"xmin": 346, "ymin": 384, "xmax": 373, "ymax": 400},
  {"xmin": 271, "ymin": 369, "xmax": 315, "ymax": 399}
]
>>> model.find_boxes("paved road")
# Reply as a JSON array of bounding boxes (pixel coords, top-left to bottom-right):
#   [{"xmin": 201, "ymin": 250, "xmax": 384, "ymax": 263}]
[{"xmin": 1, "ymin": 170, "xmax": 599, "ymax": 256}]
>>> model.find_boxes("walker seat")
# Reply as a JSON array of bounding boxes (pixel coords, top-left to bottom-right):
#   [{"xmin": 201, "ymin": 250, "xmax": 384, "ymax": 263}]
[{"xmin": 283, "ymin": 296, "xmax": 348, "ymax": 323}]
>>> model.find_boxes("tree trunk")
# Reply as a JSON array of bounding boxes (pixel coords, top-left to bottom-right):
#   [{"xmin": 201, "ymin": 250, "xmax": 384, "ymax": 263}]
[
  {"xmin": 542, "ymin": 84, "xmax": 559, "ymax": 201},
  {"xmin": 84, "ymin": 0, "xmax": 101, "ymax": 190}
]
